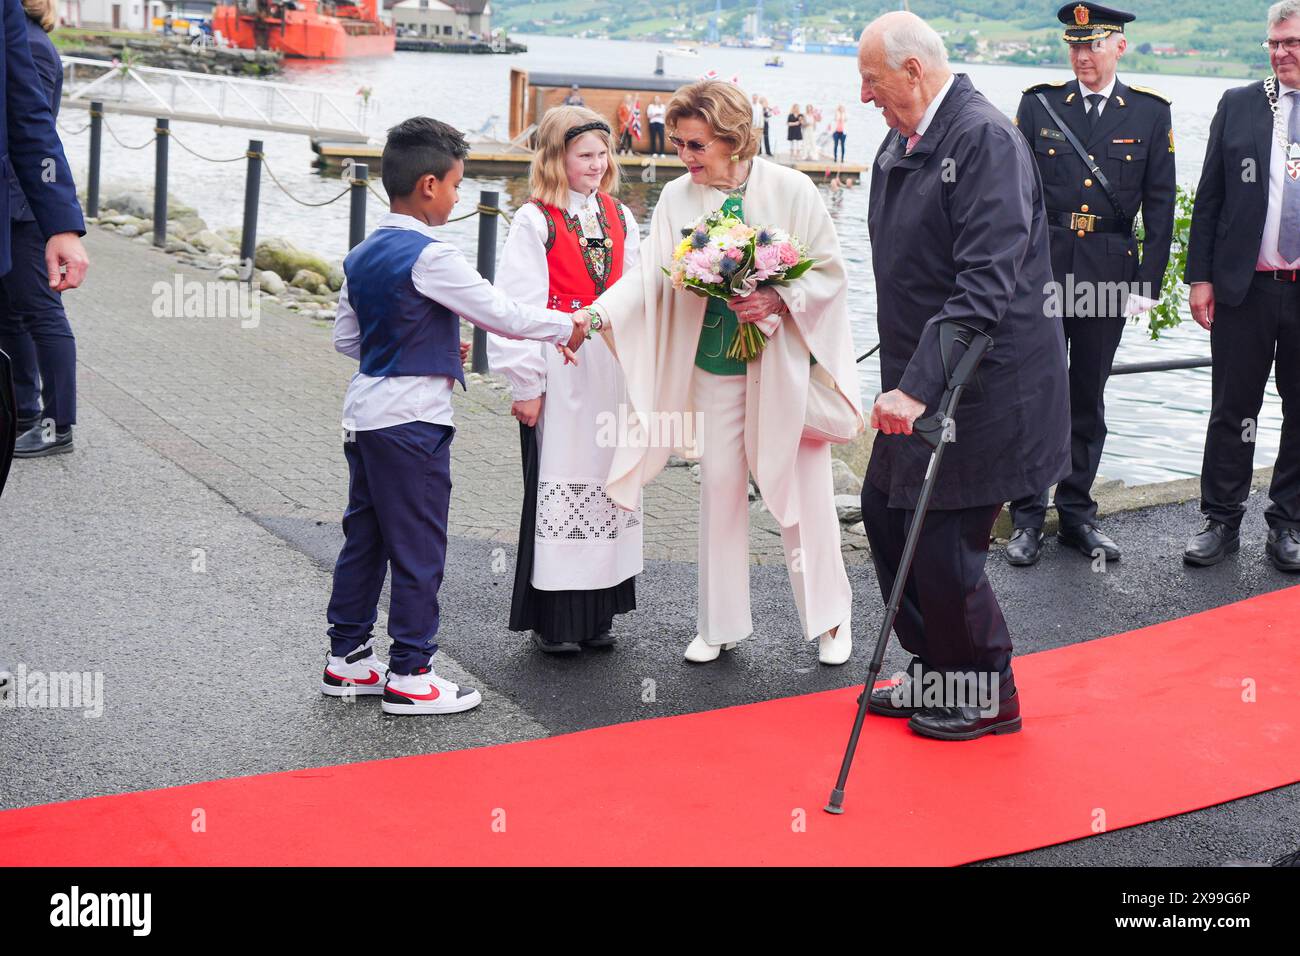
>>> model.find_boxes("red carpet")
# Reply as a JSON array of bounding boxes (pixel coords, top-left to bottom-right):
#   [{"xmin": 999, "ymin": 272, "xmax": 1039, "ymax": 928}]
[{"xmin": 3, "ymin": 586, "xmax": 1299, "ymax": 866}]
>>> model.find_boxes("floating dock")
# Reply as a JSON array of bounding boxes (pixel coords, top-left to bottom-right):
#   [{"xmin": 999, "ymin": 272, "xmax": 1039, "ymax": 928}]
[{"xmin": 310, "ymin": 139, "xmax": 866, "ymax": 183}]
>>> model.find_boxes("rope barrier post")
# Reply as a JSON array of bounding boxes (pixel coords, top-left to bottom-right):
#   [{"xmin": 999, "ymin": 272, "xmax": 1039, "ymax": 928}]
[
  {"xmin": 153, "ymin": 118, "xmax": 169, "ymax": 248},
  {"xmin": 348, "ymin": 162, "xmax": 368, "ymax": 250},
  {"xmin": 240, "ymin": 140, "xmax": 263, "ymax": 283},
  {"xmin": 87, "ymin": 102, "xmax": 103, "ymax": 219},
  {"xmin": 472, "ymin": 189, "xmax": 499, "ymax": 374}
]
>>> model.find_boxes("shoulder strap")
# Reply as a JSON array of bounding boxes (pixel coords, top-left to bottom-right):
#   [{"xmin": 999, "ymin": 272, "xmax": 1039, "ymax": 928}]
[
  {"xmin": 527, "ymin": 198, "xmax": 557, "ymax": 253},
  {"xmin": 596, "ymin": 192, "xmax": 626, "ymax": 244},
  {"xmin": 1034, "ymin": 92, "xmax": 1132, "ymax": 230}
]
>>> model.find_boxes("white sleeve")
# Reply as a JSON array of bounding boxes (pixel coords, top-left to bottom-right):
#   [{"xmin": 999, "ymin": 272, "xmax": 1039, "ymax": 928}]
[
  {"xmin": 412, "ymin": 241, "xmax": 573, "ymax": 344},
  {"xmin": 488, "ymin": 205, "xmax": 550, "ymax": 401},
  {"xmin": 332, "ymin": 279, "xmax": 361, "ymax": 360},
  {"xmin": 620, "ymin": 203, "xmax": 641, "ymax": 273}
]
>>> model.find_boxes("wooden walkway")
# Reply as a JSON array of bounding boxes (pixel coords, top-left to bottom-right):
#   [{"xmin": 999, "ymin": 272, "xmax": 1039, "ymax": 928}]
[{"xmin": 311, "ymin": 139, "xmax": 868, "ymax": 182}]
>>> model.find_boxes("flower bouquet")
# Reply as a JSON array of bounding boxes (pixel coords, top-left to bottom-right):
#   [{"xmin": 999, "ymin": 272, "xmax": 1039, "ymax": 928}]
[{"xmin": 663, "ymin": 209, "xmax": 815, "ymax": 361}]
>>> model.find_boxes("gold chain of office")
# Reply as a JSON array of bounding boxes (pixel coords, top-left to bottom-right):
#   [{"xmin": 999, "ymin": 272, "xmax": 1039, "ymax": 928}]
[{"xmin": 1265, "ymin": 74, "xmax": 1300, "ymax": 158}]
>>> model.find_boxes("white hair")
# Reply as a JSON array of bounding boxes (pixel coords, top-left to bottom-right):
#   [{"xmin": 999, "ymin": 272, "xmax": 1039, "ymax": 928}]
[
  {"xmin": 1270, "ymin": 0, "xmax": 1300, "ymax": 28},
  {"xmin": 880, "ymin": 17, "xmax": 949, "ymax": 71}
]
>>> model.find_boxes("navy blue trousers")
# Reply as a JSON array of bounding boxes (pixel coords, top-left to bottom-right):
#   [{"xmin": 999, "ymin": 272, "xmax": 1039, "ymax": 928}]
[
  {"xmin": 326, "ymin": 421, "xmax": 454, "ymax": 675},
  {"xmin": 0, "ymin": 218, "xmax": 76, "ymax": 427},
  {"xmin": 860, "ymin": 480, "xmax": 1013, "ymax": 680}
]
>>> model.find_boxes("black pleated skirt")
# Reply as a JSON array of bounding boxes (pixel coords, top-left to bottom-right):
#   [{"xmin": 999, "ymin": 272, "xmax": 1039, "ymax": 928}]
[{"xmin": 508, "ymin": 422, "xmax": 636, "ymax": 642}]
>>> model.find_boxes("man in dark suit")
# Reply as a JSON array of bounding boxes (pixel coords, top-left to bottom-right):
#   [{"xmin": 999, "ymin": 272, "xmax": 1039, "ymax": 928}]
[
  {"xmin": 1005, "ymin": 3, "xmax": 1177, "ymax": 567},
  {"xmin": 858, "ymin": 11, "xmax": 1070, "ymax": 740},
  {"xmin": 1183, "ymin": 2, "xmax": 1300, "ymax": 572},
  {"xmin": 0, "ymin": 0, "xmax": 87, "ymax": 476}
]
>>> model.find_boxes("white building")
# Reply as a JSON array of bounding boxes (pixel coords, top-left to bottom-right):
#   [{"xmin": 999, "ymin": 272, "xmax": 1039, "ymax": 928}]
[
  {"xmin": 389, "ymin": 0, "xmax": 491, "ymax": 40},
  {"xmin": 60, "ymin": 0, "xmax": 170, "ymax": 31}
]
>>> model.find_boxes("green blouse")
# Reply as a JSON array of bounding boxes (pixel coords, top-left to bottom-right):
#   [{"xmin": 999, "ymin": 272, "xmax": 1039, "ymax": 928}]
[{"xmin": 695, "ymin": 193, "xmax": 748, "ymax": 377}]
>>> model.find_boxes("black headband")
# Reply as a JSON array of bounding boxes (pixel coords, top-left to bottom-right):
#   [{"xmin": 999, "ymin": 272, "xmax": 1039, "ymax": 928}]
[{"xmin": 564, "ymin": 121, "xmax": 611, "ymax": 143}]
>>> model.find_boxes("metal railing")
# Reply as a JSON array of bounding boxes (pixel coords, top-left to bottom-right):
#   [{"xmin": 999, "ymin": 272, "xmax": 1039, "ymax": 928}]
[{"xmin": 61, "ymin": 57, "xmax": 371, "ymax": 142}]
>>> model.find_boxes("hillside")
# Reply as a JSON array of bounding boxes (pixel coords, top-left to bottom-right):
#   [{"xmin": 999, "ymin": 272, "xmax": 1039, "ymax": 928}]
[{"xmin": 492, "ymin": 0, "xmax": 1274, "ymax": 78}]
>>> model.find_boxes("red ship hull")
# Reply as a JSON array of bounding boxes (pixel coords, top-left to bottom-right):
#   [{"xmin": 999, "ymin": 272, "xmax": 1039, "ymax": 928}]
[{"xmin": 213, "ymin": 4, "xmax": 395, "ymax": 59}]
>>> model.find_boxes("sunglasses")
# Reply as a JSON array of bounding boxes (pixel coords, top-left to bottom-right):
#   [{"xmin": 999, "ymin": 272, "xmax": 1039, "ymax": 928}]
[{"xmin": 668, "ymin": 134, "xmax": 717, "ymax": 154}]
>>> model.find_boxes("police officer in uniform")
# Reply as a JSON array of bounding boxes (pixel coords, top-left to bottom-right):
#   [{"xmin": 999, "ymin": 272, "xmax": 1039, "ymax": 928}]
[{"xmin": 1006, "ymin": 3, "xmax": 1176, "ymax": 566}]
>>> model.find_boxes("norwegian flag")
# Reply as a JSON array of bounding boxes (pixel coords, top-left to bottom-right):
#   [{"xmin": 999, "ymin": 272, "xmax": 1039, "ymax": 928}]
[{"xmin": 631, "ymin": 98, "xmax": 643, "ymax": 140}]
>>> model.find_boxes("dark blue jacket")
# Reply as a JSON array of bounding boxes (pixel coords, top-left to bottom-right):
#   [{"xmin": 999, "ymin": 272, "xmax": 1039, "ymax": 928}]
[
  {"xmin": 866, "ymin": 73, "xmax": 1071, "ymax": 510},
  {"xmin": 0, "ymin": 0, "xmax": 84, "ymax": 275},
  {"xmin": 1184, "ymin": 79, "xmax": 1283, "ymax": 308},
  {"xmin": 7, "ymin": 14, "xmax": 61, "ymax": 222}
]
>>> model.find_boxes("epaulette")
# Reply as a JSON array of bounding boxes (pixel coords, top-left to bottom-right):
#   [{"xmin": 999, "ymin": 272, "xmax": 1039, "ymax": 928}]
[
  {"xmin": 1128, "ymin": 84, "xmax": 1171, "ymax": 104},
  {"xmin": 1022, "ymin": 79, "xmax": 1070, "ymax": 94}
]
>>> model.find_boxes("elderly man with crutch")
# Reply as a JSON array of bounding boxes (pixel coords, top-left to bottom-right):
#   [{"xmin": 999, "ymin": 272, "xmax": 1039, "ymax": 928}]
[{"xmin": 835, "ymin": 11, "xmax": 1070, "ymax": 789}]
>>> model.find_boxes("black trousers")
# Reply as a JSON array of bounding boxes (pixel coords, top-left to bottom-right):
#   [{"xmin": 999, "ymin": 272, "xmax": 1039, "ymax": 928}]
[
  {"xmin": 1010, "ymin": 314, "xmax": 1124, "ymax": 530},
  {"xmin": 860, "ymin": 481, "xmax": 1013, "ymax": 678},
  {"xmin": 762, "ymin": 121, "xmax": 771, "ymax": 156},
  {"xmin": 1200, "ymin": 273, "xmax": 1300, "ymax": 530},
  {"xmin": 649, "ymin": 122, "xmax": 665, "ymax": 154}
]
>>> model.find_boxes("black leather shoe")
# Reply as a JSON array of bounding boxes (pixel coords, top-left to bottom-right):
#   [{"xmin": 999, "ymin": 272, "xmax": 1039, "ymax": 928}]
[
  {"xmin": 13, "ymin": 424, "xmax": 73, "ymax": 458},
  {"xmin": 581, "ymin": 628, "xmax": 618, "ymax": 648},
  {"xmin": 1184, "ymin": 519, "xmax": 1240, "ymax": 567},
  {"xmin": 530, "ymin": 630, "xmax": 581, "ymax": 654},
  {"xmin": 1005, "ymin": 527, "xmax": 1044, "ymax": 566},
  {"xmin": 1058, "ymin": 522, "xmax": 1120, "ymax": 561},
  {"xmin": 863, "ymin": 673, "xmax": 923, "ymax": 717},
  {"xmin": 1266, "ymin": 528, "xmax": 1300, "ymax": 573},
  {"xmin": 908, "ymin": 691, "xmax": 1023, "ymax": 741}
]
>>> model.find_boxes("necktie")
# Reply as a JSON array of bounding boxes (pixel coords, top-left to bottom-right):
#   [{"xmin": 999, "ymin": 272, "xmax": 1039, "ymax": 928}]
[
  {"xmin": 905, "ymin": 132, "xmax": 921, "ymax": 154},
  {"xmin": 1280, "ymin": 90, "xmax": 1300, "ymax": 264},
  {"xmin": 1085, "ymin": 93, "xmax": 1105, "ymax": 130}
]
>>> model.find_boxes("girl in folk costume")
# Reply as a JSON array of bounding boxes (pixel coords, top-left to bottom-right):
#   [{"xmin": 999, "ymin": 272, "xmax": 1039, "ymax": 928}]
[
  {"xmin": 488, "ymin": 106, "xmax": 643, "ymax": 653},
  {"xmin": 586, "ymin": 80, "xmax": 863, "ymax": 666}
]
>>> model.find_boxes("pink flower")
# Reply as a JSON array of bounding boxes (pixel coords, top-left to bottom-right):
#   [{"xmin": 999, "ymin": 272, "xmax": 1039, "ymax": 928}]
[
  {"xmin": 778, "ymin": 243, "xmax": 801, "ymax": 266},
  {"xmin": 755, "ymin": 245, "xmax": 782, "ymax": 273},
  {"xmin": 726, "ymin": 247, "xmax": 744, "ymax": 261}
]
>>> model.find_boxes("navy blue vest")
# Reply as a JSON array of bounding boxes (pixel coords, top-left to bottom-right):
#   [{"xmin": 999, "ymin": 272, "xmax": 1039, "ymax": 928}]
[{"xmin": 342, "ymin": 227, "xmax": 466, "ymax": 386}]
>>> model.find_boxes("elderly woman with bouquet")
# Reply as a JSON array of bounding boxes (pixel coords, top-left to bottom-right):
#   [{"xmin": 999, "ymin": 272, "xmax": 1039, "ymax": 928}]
[{"xmin": 583, "ymin": 79, "xmax": 863, "ymax": 666}]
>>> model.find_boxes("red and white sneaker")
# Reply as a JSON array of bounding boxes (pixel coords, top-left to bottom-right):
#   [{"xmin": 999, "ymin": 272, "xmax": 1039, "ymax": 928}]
[
  {"xmin": 320, "ymin": 641, "xmax": 388, "ymax": 696},
  {"xmin": 382, "ymin": 666, "xmax": 482, "ymax": 715}
]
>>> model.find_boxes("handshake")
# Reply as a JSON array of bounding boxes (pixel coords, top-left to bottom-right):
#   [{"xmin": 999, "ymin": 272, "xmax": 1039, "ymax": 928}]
[{"xmin": 557, "ymin": 308, "xmax": 605, "ymax": 366}]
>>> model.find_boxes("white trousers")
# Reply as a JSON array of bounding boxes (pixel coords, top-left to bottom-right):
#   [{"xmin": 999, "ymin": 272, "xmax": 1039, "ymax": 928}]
[{"xmin": 693, "ymin": 367, "xmax": 853, "ymax": 645}]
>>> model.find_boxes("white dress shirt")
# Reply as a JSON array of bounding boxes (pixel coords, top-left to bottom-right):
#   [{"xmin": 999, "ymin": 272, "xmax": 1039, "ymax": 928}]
[
  {"xmin": 1078, "ymin": 75, "xmax": 1117, "ymax": 117},
  {"xmin": 333, "ymin": 212, "xmax": 573, "ymax": 431},
  {"xmin": 1257, "ymin": 80, "xmax": 1300, "ymax": 271},
  {"xmin": 915, "ymin": 74, "xmax": 956, "ymax": 139}
]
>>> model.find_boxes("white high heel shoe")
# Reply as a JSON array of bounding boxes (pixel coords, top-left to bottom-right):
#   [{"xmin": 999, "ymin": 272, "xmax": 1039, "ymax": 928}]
[
  {"xmin": 818, "ymin": 618, "xmax": 852, "ymax": 665},
  {"xmin": 684, "ymin": 635, "xmax": 738, "ymax": 663}
]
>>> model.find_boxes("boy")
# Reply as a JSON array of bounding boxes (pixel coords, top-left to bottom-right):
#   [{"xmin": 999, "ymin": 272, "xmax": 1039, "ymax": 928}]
[{"xmin": 321, "ymin": 116, "xmax": 587, "ymax": 715}]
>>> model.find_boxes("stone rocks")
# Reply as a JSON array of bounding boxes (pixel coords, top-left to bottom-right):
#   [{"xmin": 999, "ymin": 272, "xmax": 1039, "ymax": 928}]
[
  {"xmin": 290, "ymin": 269, "xmax": 329, "ymax": 294},
  {"xmin": 834, "ymin": 494, "xmax": 862, "ymax": 524},
  {"xmin": 257, "ymin": 270, "xmax": 286, "ymax": 295},
  {"xmin": 831, "ymin": 458, "xmax": 862, "ymax": 496},
  {"xmin": 255, "ymin": 237, "xmax": 334, "ymax": 284},
  {"xmin": 215, "ymin": 266, "xmax": 240, "ymax": 281},
  {"xmin": 191, "ymin": 229, "xmax": 235, "ymax": 256}
]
